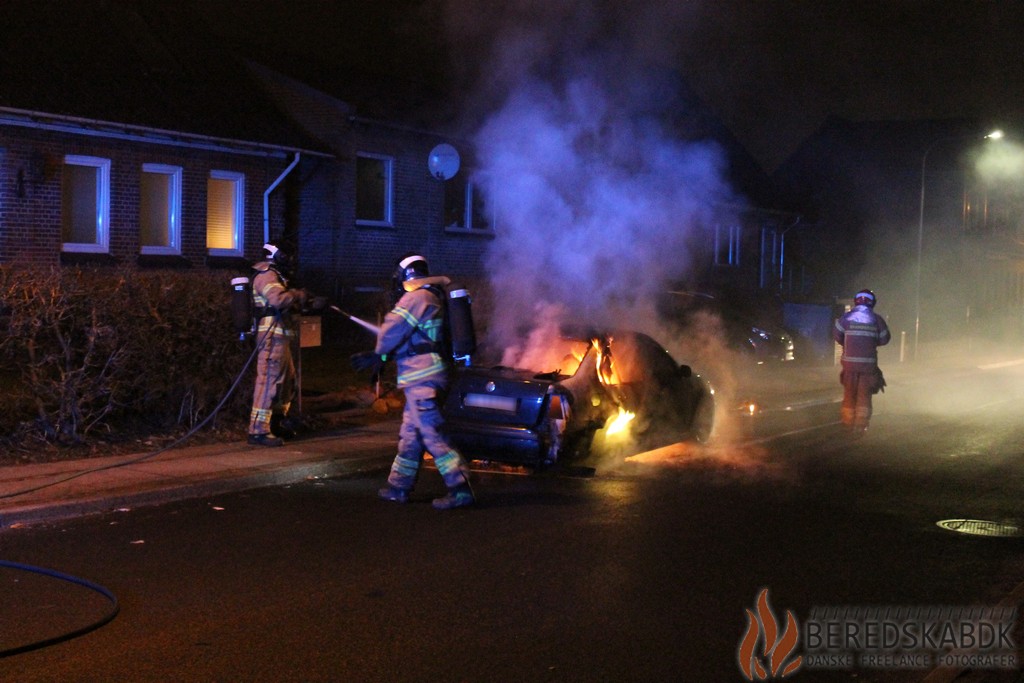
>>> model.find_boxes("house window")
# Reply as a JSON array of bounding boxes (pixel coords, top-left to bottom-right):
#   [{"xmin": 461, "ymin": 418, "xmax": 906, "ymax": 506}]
[
  {"xmin": 444, "ymin": 176, "xmax": 493, "ymax": 231},
  {"xmin": 140, "ymin": 164, "xmax": 182, "ymax": 255},
  {"xmin": 207, "ymin": 170, "xmax": 244, "ymax": 256},
  {"xmin": 356, "ymin": 153, "xmax": 393, "ymax": 226},
  {"xmin": 61, "ymin": 155, "xmax": 110, "ymax": 253},
  {"xmin": 715, "ymin": 224, "xmax": 741, "ymax": 266}
]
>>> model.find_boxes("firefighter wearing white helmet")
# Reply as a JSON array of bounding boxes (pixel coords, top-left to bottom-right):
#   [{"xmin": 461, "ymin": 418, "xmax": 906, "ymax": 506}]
[
  {"xmin": 352, "ymin": 253, "xmax": 475, "ymax": 509},
  {"xmin": 833, "ymin": 289, "xmax": 890, "ymax": 435},
  {"xmin": 247, "ymin": 242, "xmax": 307, "ymax": 447}
]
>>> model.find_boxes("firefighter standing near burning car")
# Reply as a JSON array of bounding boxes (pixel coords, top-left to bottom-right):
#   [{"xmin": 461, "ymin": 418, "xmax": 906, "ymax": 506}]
[
  {"xmin": 833, "ymin": 289, "xmax": 890, "ymax": 435},
  {"xmin": 352, "ymin": 254, "xmax": 475, "ymax": 510},
  {"xmin": 247, "ymin": 242, "xmax": 307, "ymax": 447}
]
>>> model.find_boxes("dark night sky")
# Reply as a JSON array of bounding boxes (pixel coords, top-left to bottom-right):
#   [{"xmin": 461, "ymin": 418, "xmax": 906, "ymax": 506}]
[{"xmin": 187, "ymin": 0, "xmax": 1024, "ymax": 171}]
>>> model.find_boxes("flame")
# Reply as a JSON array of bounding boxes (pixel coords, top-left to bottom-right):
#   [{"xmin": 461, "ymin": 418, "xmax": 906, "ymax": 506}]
[
  {"xmin": 737, "ymin": 589, "xmax": 802, "ymax": 680},
  {"xmin": 593, "ymin": 337, "xmax": 621, "ymax": 386},
  {"xmin": 605, "ymin": 407, "xmax": 635, "ymax": 436}
]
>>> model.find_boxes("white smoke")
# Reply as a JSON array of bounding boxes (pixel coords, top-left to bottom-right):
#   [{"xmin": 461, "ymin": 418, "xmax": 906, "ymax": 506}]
[
  {"xmin": 444, "ymin": 1, "xmax": 740, "ymax": 347},
  {"xmin": 473, "ymin": 70, "xmax": 734, "ymax": 343},
  {"xmin": 441, "ymin": 1, "xmax": 759, "ymax": 467}
]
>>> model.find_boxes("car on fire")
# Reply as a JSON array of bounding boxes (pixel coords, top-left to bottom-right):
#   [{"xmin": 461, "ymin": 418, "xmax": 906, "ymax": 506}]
[{"xmin": 441, "ymin": 328, "xmax": 715, "ymax": 468}]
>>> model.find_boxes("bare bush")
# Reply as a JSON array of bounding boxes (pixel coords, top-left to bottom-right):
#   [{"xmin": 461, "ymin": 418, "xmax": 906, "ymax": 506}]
[{"xmin": 0, "ymin": 266, "xmax": 252, "ymax": 445}]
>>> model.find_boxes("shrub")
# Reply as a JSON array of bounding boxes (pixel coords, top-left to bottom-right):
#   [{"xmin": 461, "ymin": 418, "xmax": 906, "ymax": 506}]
[{"xmin": 0, "ymin": 266, "xmax": 253, "ymax": 445}]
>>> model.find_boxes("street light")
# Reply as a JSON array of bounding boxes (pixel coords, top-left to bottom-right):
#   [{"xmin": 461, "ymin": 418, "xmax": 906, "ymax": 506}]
[{"xmin": 913, "ymin": 128, "xmax": 1003, "ymax": 360}]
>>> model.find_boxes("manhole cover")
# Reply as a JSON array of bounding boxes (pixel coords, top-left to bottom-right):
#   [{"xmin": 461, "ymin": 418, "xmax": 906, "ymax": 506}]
[{"xmin": 936, "ymin": 519, "xmax": 1020, "ymax": 537}]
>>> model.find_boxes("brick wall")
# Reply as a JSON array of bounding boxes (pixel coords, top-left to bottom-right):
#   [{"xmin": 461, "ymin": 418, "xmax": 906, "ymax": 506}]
[
  {"xmin": 0, "ymin": 123, "xmax": 492, "ymax": 314},
  {"xmin": 0, "ymin": 127, "xmax": 294, "ymax": 269},
  {"xmin": 297, "ymin": 120, "xmax": 491, "ymax": 307}
]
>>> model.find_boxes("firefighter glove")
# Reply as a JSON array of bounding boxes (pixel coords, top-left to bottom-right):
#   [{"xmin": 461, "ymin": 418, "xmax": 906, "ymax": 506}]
[{"xmin": 351, "ymin": 351, "xmax": 386, "ymax": 374}]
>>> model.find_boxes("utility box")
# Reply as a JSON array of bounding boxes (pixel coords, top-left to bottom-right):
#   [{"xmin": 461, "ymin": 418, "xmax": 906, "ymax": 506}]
[{"xmin": 299, "ymin": 315, "xmax": 322, "ymax": 348}]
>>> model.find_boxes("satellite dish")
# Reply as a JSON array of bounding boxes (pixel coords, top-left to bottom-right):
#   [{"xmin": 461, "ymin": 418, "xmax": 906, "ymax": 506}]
[{"xmin": 428, "ymin": 143, "xmax": 460, "ymax": 180}]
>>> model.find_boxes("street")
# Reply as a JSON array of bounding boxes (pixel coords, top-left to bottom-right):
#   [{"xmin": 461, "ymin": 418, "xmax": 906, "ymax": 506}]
[{"xmin": 3, "ymin": 360, "xmax": 1024, "ymax": 682}]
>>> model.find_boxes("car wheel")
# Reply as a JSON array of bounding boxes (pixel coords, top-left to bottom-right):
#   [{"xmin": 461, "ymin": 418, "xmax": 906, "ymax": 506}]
[{"xmin": 692, "ymin": 392, "xmax": 715, "ymax": 444}]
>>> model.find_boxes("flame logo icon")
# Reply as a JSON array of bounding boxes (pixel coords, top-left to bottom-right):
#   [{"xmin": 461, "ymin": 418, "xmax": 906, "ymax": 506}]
[{"xmin": 737, "ymin": 588, "xmax": 803, "ymax": 680}]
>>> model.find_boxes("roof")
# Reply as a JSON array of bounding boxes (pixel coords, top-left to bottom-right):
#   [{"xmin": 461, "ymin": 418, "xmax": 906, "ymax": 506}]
[{"xmin": 0, "ymin": 1, "xmax": 330, "ymax": 156}]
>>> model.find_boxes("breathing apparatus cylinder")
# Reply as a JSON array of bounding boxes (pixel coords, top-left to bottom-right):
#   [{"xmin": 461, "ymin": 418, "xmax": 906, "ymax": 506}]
[
  {"xmin": 447, "ymin": 286, "xmax": 477, "ymax": 364},
  {"xmin": 230, "ymin": 276, "xmax": 254, "ymax": 340}
]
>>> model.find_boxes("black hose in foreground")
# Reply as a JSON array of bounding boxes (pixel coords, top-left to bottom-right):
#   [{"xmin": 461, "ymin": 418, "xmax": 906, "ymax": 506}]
[{"xmin": 0, "ymin": 559, "xmax": 120, "ymax": 657}]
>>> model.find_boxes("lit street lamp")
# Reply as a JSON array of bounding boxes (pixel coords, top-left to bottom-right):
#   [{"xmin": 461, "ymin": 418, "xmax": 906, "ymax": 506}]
[{"xmin": 913, "ymin": 129, "xmax": 1003, "ymax": 360}]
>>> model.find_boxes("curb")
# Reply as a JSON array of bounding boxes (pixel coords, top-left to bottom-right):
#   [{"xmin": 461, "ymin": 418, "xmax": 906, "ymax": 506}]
[{"xmin": 0, "ymin": 453, "xmax": 392, "ymax": 530}]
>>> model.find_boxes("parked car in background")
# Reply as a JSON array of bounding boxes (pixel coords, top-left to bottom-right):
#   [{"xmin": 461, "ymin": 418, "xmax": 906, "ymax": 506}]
[
  {"xmin": 442, "ymin": 328, "xmax": 715, "ymax": 469},
  {"xmin": 661, "ymin": 290, "xmax": 795, "ymax": 363}
]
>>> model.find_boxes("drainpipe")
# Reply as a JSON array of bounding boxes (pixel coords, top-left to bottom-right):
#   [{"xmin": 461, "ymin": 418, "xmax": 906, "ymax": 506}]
[{"xmin": 263, "ymin": 152, "xmax": 301, "ymax": 244}]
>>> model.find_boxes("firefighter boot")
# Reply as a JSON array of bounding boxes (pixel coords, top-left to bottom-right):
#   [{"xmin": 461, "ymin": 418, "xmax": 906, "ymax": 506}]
[
  {"xmin": 432, "ymin": 482, "xmax": 475, "ymax": 510},
  {"xmin": 378, "ymin": 486, "xmax": 410, "ymax": 503},
  {"xmin": 270, "ymin": 413, "xmax": 298, "ymax": 439},
  {"xmin": 248, "ymin": 433, "xmax": 284, "ymax": 447}
]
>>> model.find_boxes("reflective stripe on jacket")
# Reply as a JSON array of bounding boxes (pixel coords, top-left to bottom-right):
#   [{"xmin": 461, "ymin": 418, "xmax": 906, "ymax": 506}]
[
  {"xmin": 375, "ymin": 280, "xmax": 448, "ymax": 388},
  {"xmin": 833, "ymin": 305, "xmax": 891, "ymax": 370}
]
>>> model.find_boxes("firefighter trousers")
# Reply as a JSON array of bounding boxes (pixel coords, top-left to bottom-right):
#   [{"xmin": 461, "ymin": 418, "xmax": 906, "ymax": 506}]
[
  {"xmin": 840, "ymin": 368, "xmax": 875, "ymax": 430},
  {"xmin": 248, "ymin": 333, "xmax": 296, "ymax": 436},
  {"xmin": 386, "ymin": 383, "xmax": 471, "ymax": 492}
]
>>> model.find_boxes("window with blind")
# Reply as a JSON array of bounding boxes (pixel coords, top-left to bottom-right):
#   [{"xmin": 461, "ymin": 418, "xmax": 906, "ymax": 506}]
[
  {"xmin": 140, "ymin": 164, "xmax": 182, "ymax": 255},
  {"xmin": 61, "ymin": 155, "xmax": 110, "ymax": 253},
  {"xmin": 207, "ymin": 171, "xmax": 244, "ymax": 256}
]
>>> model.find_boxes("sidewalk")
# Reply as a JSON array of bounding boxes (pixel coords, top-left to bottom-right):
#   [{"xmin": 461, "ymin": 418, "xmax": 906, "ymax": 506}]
[{"xmin": 0, "ymin": 418, "xmax": 399, "ymax": 530}]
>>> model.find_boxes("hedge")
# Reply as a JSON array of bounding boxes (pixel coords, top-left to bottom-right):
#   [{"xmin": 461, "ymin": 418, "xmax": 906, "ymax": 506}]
[{"xmin": 0, "ymin": 266, "xmax": 254, "ymax": 445}]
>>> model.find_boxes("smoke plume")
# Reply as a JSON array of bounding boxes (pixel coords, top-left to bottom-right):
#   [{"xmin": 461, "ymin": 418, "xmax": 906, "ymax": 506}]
[
  {"xmin": 447, "ymin": 1, "xmax": 740, "ymax": 343},
  {"xmin": 441, "ymin": 0, "xmax": 761, "ymax": 467}
]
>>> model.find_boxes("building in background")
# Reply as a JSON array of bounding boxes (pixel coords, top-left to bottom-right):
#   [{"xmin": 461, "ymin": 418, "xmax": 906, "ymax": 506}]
[
  {"xmin": 774, "ymin": 116, "xmax": 1024, "ymax": 348},
  {"xmin": 0, "ymin": 2, "xmax": 812, "ymax": 344}
]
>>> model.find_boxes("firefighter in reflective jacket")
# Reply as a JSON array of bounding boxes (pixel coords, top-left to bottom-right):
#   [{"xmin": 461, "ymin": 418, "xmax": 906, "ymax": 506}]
[
  {"xmin": 833, "ymin": 289, "xmax": 890, "ymax": 434},
  {"xmin": 355, "ymin": 254, "xmax": 475, "ymax": 510},
  {"xmin": 248, "ymin": 242, "xmax": 306, "ymax": 447}
]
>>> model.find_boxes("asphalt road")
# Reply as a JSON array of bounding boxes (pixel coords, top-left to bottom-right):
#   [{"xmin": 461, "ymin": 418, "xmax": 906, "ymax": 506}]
[{"xmin": 3, "ymin": 362, "xmax": 1024, "ymax": 682}]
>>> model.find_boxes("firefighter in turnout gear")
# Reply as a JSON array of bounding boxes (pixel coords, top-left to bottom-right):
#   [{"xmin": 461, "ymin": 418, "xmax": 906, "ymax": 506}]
[
  {"xmin": 354, "ymin": 254, "xmax": 475, "ymax": 510},
  {"xmin": 247, "ymin": 242, "xmax": 307, "ymax": 447},
  {"xmin": 833, "ymin": 289, "xmax": 890, "ymax": 435}
]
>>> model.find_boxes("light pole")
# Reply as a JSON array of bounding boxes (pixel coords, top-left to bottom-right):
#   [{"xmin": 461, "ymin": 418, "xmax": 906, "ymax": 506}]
[{"xmin": 913, "ymin": 129, "xmax": 1002, "ymax": 361}]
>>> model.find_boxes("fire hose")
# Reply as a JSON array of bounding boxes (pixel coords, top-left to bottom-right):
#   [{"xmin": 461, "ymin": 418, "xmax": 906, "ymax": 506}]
[
  {"xmin": 0, "ymin": 303, "xmax": 381, "ymax": 655},
  {"xmin": 0, "ymin": 300, "xmax": 380, "ymax": 505},
  {"xmin": 0, "ymin": 300, "xmax": 385, "ymax": 504},
  {"xmin": 0, "ymin": 320, "xmax": 277, "ymax": 501},
  {"xmin": 0, "ymin": 559, "xmax": 119, "ymax": 657}
]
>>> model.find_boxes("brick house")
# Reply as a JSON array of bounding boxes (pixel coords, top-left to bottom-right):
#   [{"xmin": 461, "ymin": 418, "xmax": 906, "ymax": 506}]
[
  {"xmin": 248, "ymin": 63, "xmax": 493, "ymax": 307},
  {"xmin": 0, "ymin": 2, "xmax": 492, "ymax": 326},
  {"xmin": 1, "ymin": 2, "xmax": 803, "ymax": 342},
  {"xmin": 0, "ymin": 111, "xmax": 326, "ymax": 270}
]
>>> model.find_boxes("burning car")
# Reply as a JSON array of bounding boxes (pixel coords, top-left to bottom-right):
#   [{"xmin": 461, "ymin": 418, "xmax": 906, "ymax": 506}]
[{"xmin": 441, "ymin": 329, "xmax": 715, "ymax": 468}]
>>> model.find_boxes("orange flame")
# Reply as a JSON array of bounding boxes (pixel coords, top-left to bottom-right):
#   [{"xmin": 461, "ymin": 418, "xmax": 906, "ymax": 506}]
[
  {"xmin": 593, "ymin": 337, "xmax": 621, "ymax": 386},
  {"xmin": 605, "ymin": 407, "xmax": 635, "ymax": 436},
  {"xmin": 737, "ymin": 589, "xmax": 802, "ymax": 680}
]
